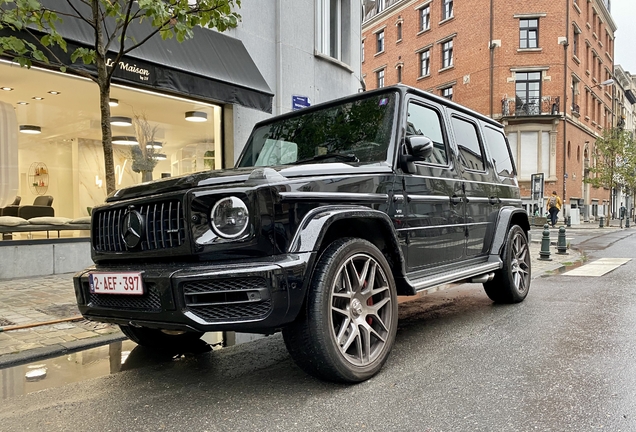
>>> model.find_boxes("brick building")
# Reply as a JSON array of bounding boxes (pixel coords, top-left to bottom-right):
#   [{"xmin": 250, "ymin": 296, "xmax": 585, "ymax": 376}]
[{"xmin": 362, "ymin": 0, "xmax": 617, "ymax": 222}]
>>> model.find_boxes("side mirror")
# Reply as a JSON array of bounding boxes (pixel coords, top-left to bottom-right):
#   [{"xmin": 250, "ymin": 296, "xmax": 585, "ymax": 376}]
[{"xmin": 407, "ymin": 136, "xmax": 434, "ymax": 160}]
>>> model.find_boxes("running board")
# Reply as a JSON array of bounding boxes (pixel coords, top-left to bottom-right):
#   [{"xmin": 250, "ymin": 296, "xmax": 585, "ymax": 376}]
[{"xmin": 408, "ymin": 261, "xmax": 502, "ymax": 293}]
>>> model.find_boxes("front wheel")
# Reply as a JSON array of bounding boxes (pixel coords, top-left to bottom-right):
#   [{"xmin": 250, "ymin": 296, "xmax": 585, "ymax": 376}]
[
  {"xmin": 283, "ymin": 238, "xmax": 398, "ymax": 383},
  {"xmin": 484, "ymin": 225, "xmax": 531, "ymax": 303},
  {"xmin": 119, "ymin": 325, "xmax": 204, "ymax": 350}
]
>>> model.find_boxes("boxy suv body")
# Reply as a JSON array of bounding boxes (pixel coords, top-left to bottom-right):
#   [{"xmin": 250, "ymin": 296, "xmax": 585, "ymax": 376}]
[{"xmin": 74, "ymin": 85, "xmax": 531, "ymax": 382}]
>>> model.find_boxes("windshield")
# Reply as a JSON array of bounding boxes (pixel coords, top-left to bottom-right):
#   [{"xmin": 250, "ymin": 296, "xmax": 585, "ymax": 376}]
[{"xmin": 236, "ymin": 91, "xmax": 398, "ymax": 168}]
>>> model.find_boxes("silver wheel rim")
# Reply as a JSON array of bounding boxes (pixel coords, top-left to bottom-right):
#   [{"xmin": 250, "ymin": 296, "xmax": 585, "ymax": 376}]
[
  {"xmin": 510, "ymin": 231, "xmax": 530, "ymax": 294},
  {"xmin": 329, "ymin": 252, "xmax": 393, "ymax": 367}
]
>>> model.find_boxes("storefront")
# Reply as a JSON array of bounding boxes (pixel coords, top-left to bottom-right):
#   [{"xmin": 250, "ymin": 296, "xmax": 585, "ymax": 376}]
[{"xmin": 0, "ymin": 13, "xmax": 273, "ymax": 220}]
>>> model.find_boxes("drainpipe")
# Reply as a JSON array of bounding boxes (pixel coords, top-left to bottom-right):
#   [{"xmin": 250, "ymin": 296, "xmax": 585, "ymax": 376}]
[
  {"xmin": 562, "ymin": 0, "xmax": 570, "ymax": 206},
  {"xmin": 489, "ymin": 0, "xmax": 494, "ymax": 117}
]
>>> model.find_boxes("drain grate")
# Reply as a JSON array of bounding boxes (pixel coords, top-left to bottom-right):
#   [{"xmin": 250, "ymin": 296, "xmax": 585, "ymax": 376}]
[
  {"xmin": 0, "ymin": 318, "xmax": 16, "ymax": 326},
  {"xmin": 35, "ymin": 303, "xmax": 81, "ymax": 318}
]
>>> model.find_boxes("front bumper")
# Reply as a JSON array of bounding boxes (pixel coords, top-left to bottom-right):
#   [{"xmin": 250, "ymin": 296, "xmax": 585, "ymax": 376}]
[{"xmin": 73, "ymin": 253, "xmax": 312, "ymax": 333}]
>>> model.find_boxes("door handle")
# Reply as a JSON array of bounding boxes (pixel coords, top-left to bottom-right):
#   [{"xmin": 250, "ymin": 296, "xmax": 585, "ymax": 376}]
[
  {"xmin": 489, "ymin": 196, "xmax": 500, "ymax": 205},
  {"xmin": 450, "ymin": 195, "xmax": 463, "ymax": 205}
]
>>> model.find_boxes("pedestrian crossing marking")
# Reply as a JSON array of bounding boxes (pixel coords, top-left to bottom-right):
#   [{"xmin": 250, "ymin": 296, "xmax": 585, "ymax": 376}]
[{"xmin": 562, "ymin": 258, "xmax": 631, "ymax": 277}]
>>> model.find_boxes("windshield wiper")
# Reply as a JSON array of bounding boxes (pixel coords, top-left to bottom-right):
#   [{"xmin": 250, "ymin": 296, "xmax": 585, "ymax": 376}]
[{"xmin": 292, "ymin": 153, "xmax": 359, "ymax": 165}]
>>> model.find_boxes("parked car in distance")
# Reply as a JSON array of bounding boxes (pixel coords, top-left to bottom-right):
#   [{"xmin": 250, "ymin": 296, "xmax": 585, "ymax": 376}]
[{"xmin": 74, "ymin": 85, "xmax": 531, "ymax": 382}]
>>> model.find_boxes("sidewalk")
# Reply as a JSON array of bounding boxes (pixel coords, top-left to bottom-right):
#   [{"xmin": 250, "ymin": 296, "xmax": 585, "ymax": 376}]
[{"xmin": 0, "ymin": 223, "xmax": 621, "ymax": 368}]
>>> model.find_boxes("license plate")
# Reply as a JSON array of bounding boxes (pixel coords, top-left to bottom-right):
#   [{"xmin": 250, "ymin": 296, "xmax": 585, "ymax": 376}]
[{"xmin": 89, "ymin": 272, "xmax": 144, "ymax": 295}]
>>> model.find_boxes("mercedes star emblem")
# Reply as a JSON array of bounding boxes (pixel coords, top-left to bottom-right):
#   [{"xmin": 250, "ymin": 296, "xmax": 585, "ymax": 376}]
[{"xmin": 121, "ymin": 206, "xmax": 144, "ymax": 249}]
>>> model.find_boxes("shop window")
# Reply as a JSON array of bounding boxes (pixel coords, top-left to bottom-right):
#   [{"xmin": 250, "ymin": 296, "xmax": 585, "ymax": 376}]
[{"xmin": 508, "ymin": 130, "xmax": 550, "ymax": 180}]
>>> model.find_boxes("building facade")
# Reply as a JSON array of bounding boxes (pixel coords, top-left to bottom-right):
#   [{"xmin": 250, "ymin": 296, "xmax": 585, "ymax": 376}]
[
  {"xmin": 0, "ymin": 0, "xmax": 362, "ymax": 219},
  {"xmin": 362, "ymin": 0, "xmax": 617, "ymax": 222}
]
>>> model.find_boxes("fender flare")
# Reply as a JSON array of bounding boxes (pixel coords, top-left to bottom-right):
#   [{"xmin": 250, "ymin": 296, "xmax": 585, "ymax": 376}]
[
  {"xmin": 488, "ymin": 206, "xmax": 531, "ymax": 258},
  {"xmin": 288, "ymin": 204, "xmax": 406, "ymax": 275}
]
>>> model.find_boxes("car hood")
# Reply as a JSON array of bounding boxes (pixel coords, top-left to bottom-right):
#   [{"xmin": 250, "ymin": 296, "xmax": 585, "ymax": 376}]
[{"xmin": 106, "ymin": 163, "xmax": 393, "ymax": 202}]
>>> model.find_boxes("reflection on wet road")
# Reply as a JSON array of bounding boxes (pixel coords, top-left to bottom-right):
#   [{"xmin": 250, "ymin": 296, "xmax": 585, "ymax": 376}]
[{"xmin": 0, "ymin": 340, "xmax": 214, "ymax": 400}]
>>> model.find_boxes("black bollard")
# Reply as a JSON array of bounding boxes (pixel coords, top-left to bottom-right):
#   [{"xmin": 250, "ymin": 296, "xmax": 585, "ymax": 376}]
[
  {"xmin": 627, "ymin": 217, "xmax": 630, "ymax": 228},
  {"xmin": 599, "ymin": 216, "xmax": 604, "ymax": 228},
  {"xmin": 566, "ymin": 216, "xmax": 571, "ymax": 228},
  {"xmin": 539, "ymin": 224, "xmax": 552, "ymax": 261},
  {"xmin": 557, "ymin": 226, "xmax": 568, "ymax": 254}
]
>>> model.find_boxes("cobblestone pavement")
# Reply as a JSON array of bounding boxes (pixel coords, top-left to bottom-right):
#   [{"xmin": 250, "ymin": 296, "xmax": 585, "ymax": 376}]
[{"xmin": 0, "ymin": 223, "xmax": 624, "ymax": 367}]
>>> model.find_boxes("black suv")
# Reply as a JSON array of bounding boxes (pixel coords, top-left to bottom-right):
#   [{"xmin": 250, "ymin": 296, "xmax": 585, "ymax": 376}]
[{"xmin": 74, "ymin": 85, "xmax": 530, "ymax": 382}]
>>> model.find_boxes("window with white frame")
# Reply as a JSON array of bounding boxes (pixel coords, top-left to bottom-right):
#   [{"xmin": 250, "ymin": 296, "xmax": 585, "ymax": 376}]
[
  {"xmin": 442, "ymin": 0, "xmax": 453, "ymax": 20},
  {"xmin": 377, "ymin": 69, "xmax": 385, "ymax": 88},
  {"xmin": 317, "ymin": 0, "xmax": 351, "ymax": 63},
  {"xmin": 507, "ymin": 130, "xmax": 550, "ymax": 180},
  {"xmin": 377, "ymin": 30, "xmax": 385, "ymax": 53},
  {"xmin": 419, "ymin": 6, "xmax": 430, "ymax": 32},
  {"xmin": 442, "ymin": 40, "xmax": 453, "ymax": 68},
  {"xmin": 420, "ymin": 49, "xmax": 430, "ymax": 76},
  {"xmin": 441, "ymin": 86, "xmax": 453, "ymax": 100}
]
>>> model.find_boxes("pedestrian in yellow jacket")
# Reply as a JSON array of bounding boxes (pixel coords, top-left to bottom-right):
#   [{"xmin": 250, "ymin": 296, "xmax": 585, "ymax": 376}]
[{"xmin": 546, "ymin": 191, "xmax": 563, "ymax": 227}]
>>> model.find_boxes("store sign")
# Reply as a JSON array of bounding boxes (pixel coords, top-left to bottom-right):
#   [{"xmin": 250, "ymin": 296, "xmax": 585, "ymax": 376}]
[{"xmin": 105, "ymin": 57, "xmax": 153, "ymax": 83}]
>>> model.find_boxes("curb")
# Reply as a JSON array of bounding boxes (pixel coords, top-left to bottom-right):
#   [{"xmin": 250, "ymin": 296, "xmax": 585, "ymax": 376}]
[{"xmin": 0, "ymin": 331, "xmax": 126, "ymax": 369}]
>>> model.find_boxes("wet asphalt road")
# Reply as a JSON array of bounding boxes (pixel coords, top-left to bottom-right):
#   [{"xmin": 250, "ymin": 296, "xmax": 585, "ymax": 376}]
[{"xmin": 1, "ymin": 230, "xmax": 636, "ymax": 431}]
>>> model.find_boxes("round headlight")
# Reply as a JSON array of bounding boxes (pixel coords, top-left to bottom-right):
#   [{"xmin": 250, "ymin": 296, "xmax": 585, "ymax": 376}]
[{"xmin": 210, "ymin": 196, "xmax": 250, "ymax": 239}]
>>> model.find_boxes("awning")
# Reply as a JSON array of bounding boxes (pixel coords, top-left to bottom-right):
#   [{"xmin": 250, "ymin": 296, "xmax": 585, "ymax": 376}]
[
  {"xmin": 625, "ymin": 90, "xmax": 636, "ymax": 106},
  {"xmin": 3, "ymin": 0, "xmax": 273, "ymax": 113}
]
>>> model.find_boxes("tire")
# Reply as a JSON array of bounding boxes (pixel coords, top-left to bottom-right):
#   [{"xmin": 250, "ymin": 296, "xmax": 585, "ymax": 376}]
[
  {"xmin": 484, "ymin": 225, "xmax": 531, "ymax": 303},
  {"xmin": 282, "ymin": 238, "xmax": 398, "ymax": 383},
  {"xmin": 119, "ymin": 325, "xmax": 204, "ymax": 350}
]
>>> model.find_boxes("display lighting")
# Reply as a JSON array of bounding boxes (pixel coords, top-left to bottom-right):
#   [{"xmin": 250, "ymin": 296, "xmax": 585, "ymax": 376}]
[
  {"xmin": 32, "ymin": 96, "xmax": 44, "ymax": 100},
  {"xmin": 19, "ymin": 125, "xmax": 42, "ymax": 134},
  {"xmin": 110, "ymin": 116, "xmax": 133, "ymax": 127},
  {"xmin": 108, "ymin": 98, "xmax": 119, "ymax": 107},
  {"xmin": 47, "ymin": 91, "xmax": 61, "ymax": 95},
  {"xmin": 185, "ymin": 111, "xmax": 207, "ymax": 122},
  {"xmin": 17, "ymin": 101, "xmax": 28, "ymax": 105},
  {"xmin": 1, "ymin": 87, "xmax": 13, "ymax": 91},
  {"xmin": 146, "ymin": 141, "xmax": 163, "ymax": 149},
  {"xmin": 112, "ymin": 136, "xmax": 138, "ymax": 145},
  {"xmin": 153, "ymin": 153, "xmax": 167, "ymax": 160}
]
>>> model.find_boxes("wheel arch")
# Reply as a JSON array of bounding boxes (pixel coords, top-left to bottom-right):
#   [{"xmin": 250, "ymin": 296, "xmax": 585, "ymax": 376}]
[
  {"xmin": 288, "ymin": 206, "xmax": 409, "ymax": 294},
  {"xmin": 488, "ymin": 206, "xmax": 531, "ymax": 258}
]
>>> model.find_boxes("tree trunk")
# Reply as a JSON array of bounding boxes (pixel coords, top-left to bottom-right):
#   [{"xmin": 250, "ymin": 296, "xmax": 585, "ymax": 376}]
[{"xmin": 92, "ymin": 0, "xmax": 116, "ymax": 195}]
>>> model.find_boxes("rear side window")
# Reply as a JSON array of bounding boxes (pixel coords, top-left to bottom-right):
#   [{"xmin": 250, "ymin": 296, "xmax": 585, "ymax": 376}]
[
  {"xmin": 406, "ymin": 101, "xmax": 448, "ymax": 165},
  {"xmin": 483, "ymin": 126, "xmax": 515, "ymax": 177},
  {"xmin": 451, "ymin": 116, "xmax": 485, "ymax": 171}
]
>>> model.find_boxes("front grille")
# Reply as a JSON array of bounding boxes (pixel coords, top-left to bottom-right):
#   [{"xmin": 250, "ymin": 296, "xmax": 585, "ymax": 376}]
[
  {"xmin": 87, "ymin": 283, "xmax": 162, "ymax": 311},
  {"xmin": 93, "ymin": 199, "xmax": 186, "ymax": 252},
  {"xmin": 183, "ymin": 278, "xmax": 272, "ymax": 323}
]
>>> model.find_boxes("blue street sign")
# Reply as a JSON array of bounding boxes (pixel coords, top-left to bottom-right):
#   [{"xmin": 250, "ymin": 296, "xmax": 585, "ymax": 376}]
[{"xmin": 292, "ymin": 95, "xmax": 311, "ymax": 111}]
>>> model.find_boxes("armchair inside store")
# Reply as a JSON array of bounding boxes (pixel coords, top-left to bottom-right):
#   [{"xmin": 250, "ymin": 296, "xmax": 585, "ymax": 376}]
[{"xmin": 0, "ymin": 60, "xmax": 222, "ymax": 220}]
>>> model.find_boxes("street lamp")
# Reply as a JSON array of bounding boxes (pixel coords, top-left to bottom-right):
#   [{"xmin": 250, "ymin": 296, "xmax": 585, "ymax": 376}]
[{"xmin": 592, "ymin": 78, "xmax": 614, "ymax": 89}]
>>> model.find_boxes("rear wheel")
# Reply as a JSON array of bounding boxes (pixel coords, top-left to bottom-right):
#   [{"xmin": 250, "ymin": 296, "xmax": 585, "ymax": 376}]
[
  {"xmin": 283, "ymin": 238, "xmax": 398, "ymax": 383},
  {"xmin": 484, "ymin": 225, "xmax": 531, "ymax": 303},
  {"xmin": 119, "ymin": 325, "xmax": 204, "ymax": 350}
]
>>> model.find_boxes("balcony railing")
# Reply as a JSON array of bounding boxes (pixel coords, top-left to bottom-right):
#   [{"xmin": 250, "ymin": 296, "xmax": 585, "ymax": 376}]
[{"xmin": 501, "ymin": 96, "xmax": 560, "ymax": 117}]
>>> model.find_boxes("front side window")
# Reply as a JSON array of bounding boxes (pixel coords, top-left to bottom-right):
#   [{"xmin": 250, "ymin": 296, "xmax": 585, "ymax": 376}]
[
  {"xmin": 377, "ymin": 30, "xmax": 385, "ymax": 53},
  {"xmin": 515, "ymin": 71, "xmax": 541, "ymax": 115},
  {"xmin": 442, "ymin": 0, "xmax": 453, "ymax": 20},
  {"xmin": 419, "ymin": 6, "xmax": 430, "ymax": 32},
  {"xmin": 519, "ymin": 18, "xmax": 539, "ymax": 49},
  {"xmin": 406, "ymin": 102, "xmax": 448, "ymax": 165},
  {"xmin": 452, "ymin": 116, "xmax": 485, "ymax": 171},
  {"xmin": 420, "ymin": 49, "xmax": 430, "ymax": 76},
  {"xmin": 442, "ymin": 40, "xmax": 453, "ymax": 68},
  {"xmin": 237, "ymin": 92, "xmax": 398, "ymax": 168},
  {"xmin": 441, "ymin": 86, "xmax": 453, "ymax": 100},
  {"xmin": 377, "ymin": 69, "xmax": 385, "ymax": 88}
]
